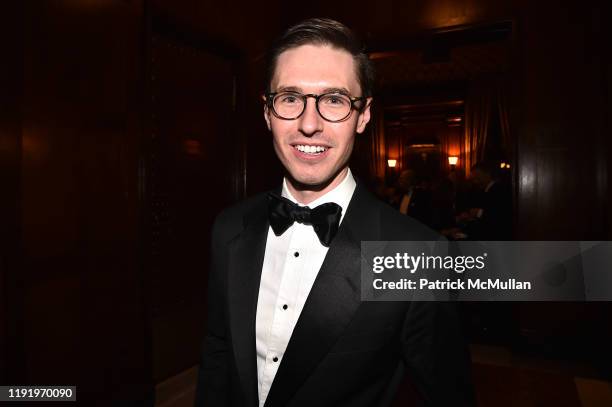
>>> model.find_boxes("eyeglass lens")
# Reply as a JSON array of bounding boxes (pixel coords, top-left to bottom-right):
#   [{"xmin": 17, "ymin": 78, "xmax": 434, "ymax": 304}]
[{"xmin": 272, "ymin": 92, "xmax": 352, "ymax": 122}]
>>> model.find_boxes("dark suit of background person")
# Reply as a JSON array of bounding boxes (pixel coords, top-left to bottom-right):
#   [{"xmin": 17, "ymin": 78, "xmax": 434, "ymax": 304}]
[
  {"xmin": 194, "ymin": 179, "xmax": 475, "ymax": 407},
  {"xmin": 475, "ymin": 180, "xmax": 512, "ymax": 240},
  {"xmin": 396, "ymin": 170, "xmax": 434, "ymax": 227},
  {"xmin": 463, "ymin": 164, "xmax": 513, "ymax": 241}
]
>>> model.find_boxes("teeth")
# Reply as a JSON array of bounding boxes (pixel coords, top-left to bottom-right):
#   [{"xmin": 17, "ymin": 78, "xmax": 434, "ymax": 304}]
[{"xmin": 295, "ymin": 144, "xmax": 327, "ymax": 154}]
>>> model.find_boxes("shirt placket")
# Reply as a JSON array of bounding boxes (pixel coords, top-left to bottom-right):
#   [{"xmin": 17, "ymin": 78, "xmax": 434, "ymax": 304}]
[{"xmin": 260, "ymin": 223, "xmax": 306, "ymax": 402}]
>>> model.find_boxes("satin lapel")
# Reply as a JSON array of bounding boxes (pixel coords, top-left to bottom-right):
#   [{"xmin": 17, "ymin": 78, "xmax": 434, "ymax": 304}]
[
  {"xmin": 264, "ymin": 183, "xmax": 381, "ymax": 407},
  {"xmin": 227, "ymin": 197, "xmax": 270, "ymax": 407}
]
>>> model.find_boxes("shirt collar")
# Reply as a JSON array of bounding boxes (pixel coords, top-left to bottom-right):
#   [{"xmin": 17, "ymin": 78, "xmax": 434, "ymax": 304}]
[{"xmin": 281, "ymin": 168, "xmax": 357, "ymax": 224}]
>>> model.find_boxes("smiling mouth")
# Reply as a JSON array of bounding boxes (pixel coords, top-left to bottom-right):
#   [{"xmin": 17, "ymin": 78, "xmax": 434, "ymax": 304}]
[{"xmin": 292, "ymin": 144, "xmax": 329, "ymax": 155}]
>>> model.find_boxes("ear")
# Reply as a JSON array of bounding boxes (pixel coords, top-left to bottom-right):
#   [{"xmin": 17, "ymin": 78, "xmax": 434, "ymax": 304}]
[
  {"xmin": 355, "ymin": 97, "xmax": 373, "ymax": 134},
  {"xmin": 262, "ymin": 95, "xmax": 272, "ymax": 131}
]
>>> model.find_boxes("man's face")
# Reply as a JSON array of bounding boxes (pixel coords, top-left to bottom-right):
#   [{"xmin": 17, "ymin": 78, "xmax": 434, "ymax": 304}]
[{"xmin": 264, "ymin": 44, "xmax": 372, "ymax": 189}]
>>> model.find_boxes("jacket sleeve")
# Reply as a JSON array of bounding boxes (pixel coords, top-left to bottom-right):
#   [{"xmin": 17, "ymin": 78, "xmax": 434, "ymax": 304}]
[
  {"xmin": 400, "ymin": 301, "xmax": 476, "ymax": 406},
  {"xmin": 194, "ymin": 215, "xmax": 231, "ymax": 406}
]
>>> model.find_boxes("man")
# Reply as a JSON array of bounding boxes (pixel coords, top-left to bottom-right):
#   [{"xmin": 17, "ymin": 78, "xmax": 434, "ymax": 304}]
[
  {"xmin": 195, "ymin": 18, "xmax": 475, "ymax": 407},
  {"xmin": 396, "ymin": 170, "xmax": 434, "ymax": 226},
  {"xmin": 458, "ymin": 162, "xmax": 513, "ymax": 240}
]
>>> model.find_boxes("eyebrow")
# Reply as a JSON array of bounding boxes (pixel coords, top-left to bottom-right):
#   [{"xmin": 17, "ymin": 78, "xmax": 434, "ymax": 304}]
[{"xmin": 275, "ymin": 86, "xmax": 352, "ymax": 95}]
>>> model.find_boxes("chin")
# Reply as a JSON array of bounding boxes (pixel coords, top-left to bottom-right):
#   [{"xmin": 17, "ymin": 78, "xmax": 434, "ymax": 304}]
[
  {"xmin": 290, "ymin": 174, "xmax": 330, "ymax": 188},
  {"xmin": 288, "ymin": 166, "xmax": 345, "ymax": 190}
]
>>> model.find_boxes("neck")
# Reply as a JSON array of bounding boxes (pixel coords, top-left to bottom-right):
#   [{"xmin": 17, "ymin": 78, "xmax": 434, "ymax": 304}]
[{"xmin": 286, "ymin": 167, "xmax": 348, "ymax": 205}]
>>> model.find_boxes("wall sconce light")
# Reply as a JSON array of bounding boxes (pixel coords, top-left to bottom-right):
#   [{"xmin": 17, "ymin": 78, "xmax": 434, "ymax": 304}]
[
  {"xmin": 448, "ymin": 156, "xmax": 458, "ymax": 166},
  {"xmin": 446, "ymin": 116, "xmax": 463, "ymax": 127},
  {"xmin": 500, "ymin": 162, "xmax": 511, "ymax": 169},
  {"xmin": 387, "ymin": 159, "xmax": 397, "ymax": 168}
]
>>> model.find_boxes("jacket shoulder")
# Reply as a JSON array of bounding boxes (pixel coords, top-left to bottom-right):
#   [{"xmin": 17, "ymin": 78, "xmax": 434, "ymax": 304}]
[{"xmin": 212, "ymin": 191, "xmax": 269, "ymax": 242}]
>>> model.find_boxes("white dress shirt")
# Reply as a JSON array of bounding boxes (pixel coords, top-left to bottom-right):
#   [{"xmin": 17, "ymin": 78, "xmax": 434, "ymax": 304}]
[{"xmin": 255, "ymin": 169, "xmax": 356, "ymax": 406}]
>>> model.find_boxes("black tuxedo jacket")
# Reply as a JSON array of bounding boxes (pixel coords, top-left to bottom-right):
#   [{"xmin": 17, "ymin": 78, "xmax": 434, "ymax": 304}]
[
  {"xmin": 465, "ymin": 181, "xmax": 513, "ymax": 240},
  {"xmin": 195, "ymin": 182, "xmax": 475, "ymax": 407}
]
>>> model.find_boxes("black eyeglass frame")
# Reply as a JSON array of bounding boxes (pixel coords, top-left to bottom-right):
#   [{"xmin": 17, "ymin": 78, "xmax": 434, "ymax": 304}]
[{"xmin": 265, "ymin": 91, "xmax": 367, "ymax": 123}]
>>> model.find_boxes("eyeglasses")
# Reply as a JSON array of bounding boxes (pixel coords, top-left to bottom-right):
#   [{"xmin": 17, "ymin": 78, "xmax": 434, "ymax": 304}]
[{"xmin": 265, "ymin": 91, "xmax": 366, "ymax": 122}]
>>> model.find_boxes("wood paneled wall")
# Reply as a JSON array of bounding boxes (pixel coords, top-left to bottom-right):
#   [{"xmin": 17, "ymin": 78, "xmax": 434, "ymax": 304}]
[
  {"xmin": 0, "ymin": 0, "xmax": 25, "ymax": 386},
  {"xmin": 4, "ymin": 0, "xmax": 153, "ymax": 403},
  {"xmin": 512, "ymin": 1, "xmax": 612, "ymax": 372},
  {"xmin": 2, "ymin": 1, "xmax": 248, "ymax": 403},
  {"xmin": 515, "ymin": 1, "xmax": 610, "ymax": 240},
  {"xmin": 146, "ymin": 24, "xmax": 239, "ymax": 382}
]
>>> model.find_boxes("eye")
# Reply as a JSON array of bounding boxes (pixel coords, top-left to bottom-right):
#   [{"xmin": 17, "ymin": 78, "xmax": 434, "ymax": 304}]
[
  {"xmin": 278, "ymin": 93, "xmax": 300, "ymax": 104},
  {"xmin": 321, "ymin": 94, "xmax": 349, "ymax": 107}
]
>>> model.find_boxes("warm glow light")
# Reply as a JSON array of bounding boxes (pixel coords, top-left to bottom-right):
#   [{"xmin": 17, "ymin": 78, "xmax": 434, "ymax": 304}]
[
  {"xmin": 387, "ymin": 159, "xmax": 397, "ymax": 168},
  {"xmin": 500, "ymin": 162, "xmax": 506, "ymax": 168},
  {"xmin": 448, "ymin": 156, "xmax": 458, "ymax": 166},
  {"xmin": 506, "ymin": 163, "xmax": 511, "ymax": 169},
  {"xmin": 183, "ymin": 139, "xmax": 202, "ymax": 156},
  {"xmin": 408, "ymin": 143, "xmax": 436, "ymax": 148}
]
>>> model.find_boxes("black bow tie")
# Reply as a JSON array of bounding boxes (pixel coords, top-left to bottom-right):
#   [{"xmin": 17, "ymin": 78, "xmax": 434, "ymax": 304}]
[{"xmin": 267, "ymin": 193, "xmax": 342, "ymax": 247}]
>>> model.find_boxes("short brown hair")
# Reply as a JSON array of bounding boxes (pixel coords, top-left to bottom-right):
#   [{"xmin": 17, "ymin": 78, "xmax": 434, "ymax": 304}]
[{"xmin": 265, "ymin": 18, "xmax": 374, "ymax": 98}]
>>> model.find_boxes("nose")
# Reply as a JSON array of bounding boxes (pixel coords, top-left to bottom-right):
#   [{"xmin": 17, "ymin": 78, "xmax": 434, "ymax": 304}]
[{"xmin": 297, "ymin": 96, "xmax": 324, "ymax": 136}]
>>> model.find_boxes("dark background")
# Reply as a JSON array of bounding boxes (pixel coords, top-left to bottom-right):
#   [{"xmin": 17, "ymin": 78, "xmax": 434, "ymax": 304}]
[{"xmin": 1, "ymin": 0, "xmax": 611, "ymax": 405}]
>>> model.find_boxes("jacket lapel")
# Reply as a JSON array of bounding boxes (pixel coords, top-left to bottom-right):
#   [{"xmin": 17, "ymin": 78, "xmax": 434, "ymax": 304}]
[
  {"xmin": 227, "ymin": 196, "xmax": 270, "ymax": 407},
  {"xmin": 264, "ymin": 183, "xmax": 381, "ymax": 407}
]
